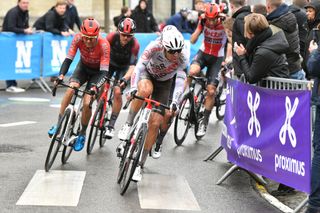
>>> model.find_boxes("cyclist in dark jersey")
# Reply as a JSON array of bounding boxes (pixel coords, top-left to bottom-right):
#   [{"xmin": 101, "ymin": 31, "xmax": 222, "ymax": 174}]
[
  {"xmin": 48, "ymin": 18, "xmax": 110, "ymax": 151},
  {"xmin": 104, "ymin": 18, "xmax": 140, "ymax": 139},
  {"xmin": 189, "ymin": 3, "xmax": 227, "ymax": 137}
]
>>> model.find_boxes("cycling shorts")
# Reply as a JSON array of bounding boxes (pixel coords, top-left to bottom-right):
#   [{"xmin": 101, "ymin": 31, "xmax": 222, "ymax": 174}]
[
  {"xmin": 70, "ymin": 61, "xmax": 105, "ymax": 90},
  {"xmin": 191, "ymin": 50, "xmax": 223, "ymax": 86},
  {"xmin": 108, "ymin": 64, "xmax": 128, "ymax": 82}
]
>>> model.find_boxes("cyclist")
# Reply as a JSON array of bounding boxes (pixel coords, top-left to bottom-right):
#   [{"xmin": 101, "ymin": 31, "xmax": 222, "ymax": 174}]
[
  {"xmin": 118, "ymin": 27, "xmax": 189, "ymax": 181},
  {"xmin": 48, "ymin": 18, "xmax": 110, "ymax": 152},
  {"xmin": 188, "ymin": 3, "xmax": 227, "ymax": 137},
  {"xmin": 103, "ymin": 18, "xmax": 140, "ymax": 139}
]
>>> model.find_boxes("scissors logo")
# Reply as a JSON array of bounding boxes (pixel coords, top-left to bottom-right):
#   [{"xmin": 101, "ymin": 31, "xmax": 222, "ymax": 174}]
[
  {"xmin": 279, "ymin": 97, "xmax": 299, "ymax": 148},
  {"xmin": 247, "ymin": 91, "xmax": 261, "ymax": 138}
]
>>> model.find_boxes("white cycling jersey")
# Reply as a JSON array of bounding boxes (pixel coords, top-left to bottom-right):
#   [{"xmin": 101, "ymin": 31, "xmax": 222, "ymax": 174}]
[{"xmin": 131, "ymin": 39, "xmax": 189, "ymax": 103}]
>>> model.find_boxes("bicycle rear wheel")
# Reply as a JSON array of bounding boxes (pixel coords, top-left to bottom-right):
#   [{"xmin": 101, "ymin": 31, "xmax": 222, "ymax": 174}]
[
  {"xmin": 119, "ymin": 125, "xmax": 146, "ymax": 195},
  {"xmin": 174, "ymin": 94, "xmax": 193, "ymax": 146},
  {"xmin": 45, "ymin": 108, "xmax": 71, "ymax": 172},
  {"xmin": 87, "ymin": 101, "xmax": 104, "ymax": 154}
]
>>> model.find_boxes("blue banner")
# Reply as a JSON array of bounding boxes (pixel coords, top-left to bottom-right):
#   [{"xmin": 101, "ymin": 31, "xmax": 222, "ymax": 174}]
[
  {"xmin": 0, "ymin": 33, "xmax": 41, "ymax": 80},
  {"xmin": 221, "ymin": 78, "xmax": 311, "ymax": 193}
]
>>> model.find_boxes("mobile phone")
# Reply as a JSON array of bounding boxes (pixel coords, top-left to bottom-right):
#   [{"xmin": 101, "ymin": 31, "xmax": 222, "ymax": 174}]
[{"xmin": 313, "ymin": 28, "xmax": 319, "ymax": 43}]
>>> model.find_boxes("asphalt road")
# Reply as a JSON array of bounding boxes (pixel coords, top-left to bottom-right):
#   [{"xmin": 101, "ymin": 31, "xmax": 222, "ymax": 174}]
[{"xmin": 0, "ymin": 87, "xmax": 281, "ymax": 213}]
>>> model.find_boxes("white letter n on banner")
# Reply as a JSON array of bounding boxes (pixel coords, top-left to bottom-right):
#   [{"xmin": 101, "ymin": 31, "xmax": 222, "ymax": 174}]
[
  {"xmin": 51, "ymin": 40, "xmax": 68, "ymax": 67},
  {"xmin": 15, "ymin": 41, "xmax": 33, "ymax": 68}
]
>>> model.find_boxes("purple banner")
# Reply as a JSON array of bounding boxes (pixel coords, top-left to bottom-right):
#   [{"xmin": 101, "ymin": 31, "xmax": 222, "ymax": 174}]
[{"xmin": 221, "ymin": 78, "xmax": 311, "ymax": 193}]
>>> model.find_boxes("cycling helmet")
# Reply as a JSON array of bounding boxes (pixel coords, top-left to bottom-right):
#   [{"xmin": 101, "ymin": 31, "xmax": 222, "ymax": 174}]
[
  {"xmin": 118, "ymin": 18, "xmax": 136, "ymax": 35},
  {"xmin": 162, "ymin": 25, "xmax": 178, "ymax": 33},
  {"xmin": 162, "ymin": 29, "xmax": 184, "ymax": 51},
  {"xmin": 205, "ymin": 3, "xmax": 220, "ymax": 19},
  {"xmin": 81, "ymin": 18, "xmax": 100, "ymax": 37}
]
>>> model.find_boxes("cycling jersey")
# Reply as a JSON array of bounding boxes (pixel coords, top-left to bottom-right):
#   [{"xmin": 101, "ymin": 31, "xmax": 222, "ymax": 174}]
[
  {"xmin": 131, "ymin": 40, "xmax": 189, "ymax": 104},
  {"xmin": 66, "ymin": 33, "xmax": 110, "ymax": 71},
  {"xmin": 106, "ymin": 32, "xmax": 140, "ymax": 68},
  {"xmin": 197, "ymin": 18, "xmax": 227, "ymax": 57}
]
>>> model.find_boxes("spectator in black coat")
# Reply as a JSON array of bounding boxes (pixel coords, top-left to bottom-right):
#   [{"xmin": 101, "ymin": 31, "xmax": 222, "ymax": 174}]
[
  {"xmin": 234, "ymin": 13, "xmax": 289, "ymax": 84},
  {"xmin": 113, "ymin": 6, "xmax": 132, "ymax": 28},
  {"xmin": 33, "ymin": 0, "xmax": 70, "ymax": 37},
  {"xmin": 65, "ymin": 0, "xmax": 81, "ymax": 31},
  {"xmin": 2, "ymin": 0, "xmax": 32, "ymax": 93},
  {"xmin": 289, "ymin": 0, "xmax": 308, "ymax": 59},
  {"xmin": 229, "ymin": 0, "xmax": 251, "ymax": 77},
  {"xmin": 131, "ymin": 0, "xmax": 159, "ymax": 33},
  {"xmin": 266, "ymin": 0, "xmax": 304, "ymax": 80}
]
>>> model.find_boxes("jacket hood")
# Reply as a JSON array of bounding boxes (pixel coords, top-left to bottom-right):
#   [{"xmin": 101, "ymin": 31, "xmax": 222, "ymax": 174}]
[
  {"xmin": 260, "ymin": 30, "xmax": 289, "ymax": 54},
  {"xmin": 305, "ymin": 1, "xmax": 320, "ymax": 28}
]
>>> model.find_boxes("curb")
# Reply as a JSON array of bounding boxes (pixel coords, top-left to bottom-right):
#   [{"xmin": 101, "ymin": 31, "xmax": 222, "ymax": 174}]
[{"xmin": 255, "ymin": 182, "xmax": 293, "ymax": 213}]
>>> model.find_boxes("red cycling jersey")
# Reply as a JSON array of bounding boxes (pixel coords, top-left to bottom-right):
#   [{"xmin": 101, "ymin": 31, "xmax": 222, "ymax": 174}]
[
  {"xmin": 67, "ymin": 33, "xmax": 110, "ymax": 71},
  {"xmin": 197, "ymin": 19, "xmax": 227, "ymax": 57}
]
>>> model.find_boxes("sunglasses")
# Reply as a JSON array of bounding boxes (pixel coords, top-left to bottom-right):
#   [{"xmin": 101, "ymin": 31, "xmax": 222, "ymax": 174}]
[
  {"xmin": 167, "ymin": 49, "xmax": 182, "ymax": 54},
  {"xmin": 120, "ymin": 33, "xmax": 133, "ymax": 38},
  {"xmin": 82, "ymin": 34, "xmax": 98, "ymax": 41}
]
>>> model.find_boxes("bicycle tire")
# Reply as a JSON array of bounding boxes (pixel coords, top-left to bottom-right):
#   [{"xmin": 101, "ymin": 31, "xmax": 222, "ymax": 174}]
[
  {"xmin": 194, "ymin": 89, "xmax": 206, "ymax": 140},
  {"xmin": 62, "ymin": 110, "xmax": 79, "ymax": 164},
  {"xmin": 45, "ymin": 108, "xmax": 71, "ymax": 172},
  {"xmin": 99, "ymin": 100, "xmax": 112, "ymax": 147},
  {"xmin": 215, "ymin": 89, "xmax": 226, "ymax": 121},
  {"xmin": 119, "ymin": 124, "xmax": 146, "ymax": 195},
  {"xmin": 174, "ymin": 94, "xmax": 193, "ymax": 146},
  {"xmin": 87, "ymin": 100, "xmax": 104, "ymax": 154}
]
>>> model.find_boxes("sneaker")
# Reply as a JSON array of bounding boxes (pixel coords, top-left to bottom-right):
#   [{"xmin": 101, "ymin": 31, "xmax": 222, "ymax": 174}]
[
  {"xmin": 104, "ymin": 126, "xmax": 114, "ymax": 139},
  {"xmin": 73, "ymin": 135, "xmax": 86, "ymax": 151},
  {"xmin": 48, "ymin": 125, "xmax": 57, "ymax": 138},
  {"xmin": 116, "ymin": 141, "xmax": 125, "ymax": 157},
  {"xmin": 151, "ymin": 144, "xmax": 162, "ymax": 159},
  {"xmin": 132, "ymin": 165, "xmax": 142, "ymax": 182},
  {"xmin": 196, "ymin": 122, "xmax": 207, "ymax": 137},
  {"xmin": 6, "ymin": 86, "xmax": 25, "ymax": 93},
  {"xmin": 118, "ymin": 123, "xmax": 132, "ymax": 140}
]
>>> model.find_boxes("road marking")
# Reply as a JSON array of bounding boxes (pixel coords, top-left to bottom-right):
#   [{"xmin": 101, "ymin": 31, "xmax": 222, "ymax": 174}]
[
  {"xmin": 138, "ymin": 174, "xmax": 201, "ymax": 211},
  {"xmin": 0, "ymin": 121, "xmax": 36, "ymax": 127},
  {"xmin": 8, "ymin": 97, "xmax": 50, "ymax": 102},
  {"xmin": 16, "ymin": 170, "xmax": 86, "ymax": 206},
  {"xmin": 50, "ymin": 104, "xmax": 61, "ymax": 108}
]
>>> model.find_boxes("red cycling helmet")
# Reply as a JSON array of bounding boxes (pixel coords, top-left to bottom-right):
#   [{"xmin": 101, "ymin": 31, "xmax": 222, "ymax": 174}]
[
  {"xmin": 118, "ymin": 18, "xmax": 136, "ymax": 35},
  {"xmin": 81, "ymin": 18, "xmax": 100, "ymax": 37},
  {"xmin": 205, "ymin": 3, "xmax": 220, "ymax": 19}
]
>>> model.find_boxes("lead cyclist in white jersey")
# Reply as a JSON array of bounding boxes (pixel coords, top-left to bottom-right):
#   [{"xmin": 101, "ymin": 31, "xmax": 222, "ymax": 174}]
[{"xmin": 118, "ymin": 27, "xmax": 189, "ymax": 181}]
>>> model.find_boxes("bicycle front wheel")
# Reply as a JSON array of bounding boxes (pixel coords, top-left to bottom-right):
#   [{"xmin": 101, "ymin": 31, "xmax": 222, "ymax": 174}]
[
  {"xmin": 120, "ymin": 125, "xmax": 146, "ymax": 195},
  {"xmin": 45, "ymin": 108, "xmax": 71, "ymax": 172},
  {"xmin": 215, "ymin": 90, "xmax": 226, "ymax": 121},
  {"xmin": 174, "ymin": 94, "xmax": 193, "ymax": 146},
  {"xmin": 87, "ymin": 100, "xmax": 104, "ymax": 154}
]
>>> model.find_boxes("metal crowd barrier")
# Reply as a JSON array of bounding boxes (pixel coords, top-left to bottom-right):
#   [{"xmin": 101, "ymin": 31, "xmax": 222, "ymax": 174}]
[{"xmin": 204, "ymin": 75, "xmax": 313, "ymax": 213}]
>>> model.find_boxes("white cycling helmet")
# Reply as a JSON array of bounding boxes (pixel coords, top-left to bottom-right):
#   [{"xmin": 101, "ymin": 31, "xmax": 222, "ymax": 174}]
[
  {"xmin": 162, "ymin": 29, "xmax": 184, "ymax": 51},
  {"xmin": 162, "ymin": 25, "xmax": 178, "ymax": 33}
]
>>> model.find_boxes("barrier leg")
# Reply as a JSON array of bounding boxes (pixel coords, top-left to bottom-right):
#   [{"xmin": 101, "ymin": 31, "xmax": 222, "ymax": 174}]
[
  {"xmin": 204, "ymin": 146, "xmax": 224, "ymax": 161},
  {"xmin": 39, "ymin": 77, "xmax": 52, "ymax": 92},
  {"xmin": 25, "ymin": 78, "xmax": 48, "ymax": 93},
  {"xmin": 216, "ymin": 164, "xmax": 239, "ymax": 185},
  {"xmin": 246, "ymin": 171, "xmax": 267, "ymax": 186},
  {"xmin": 292, "ymin": 197, "xmax": 308, "ymax": 213}
]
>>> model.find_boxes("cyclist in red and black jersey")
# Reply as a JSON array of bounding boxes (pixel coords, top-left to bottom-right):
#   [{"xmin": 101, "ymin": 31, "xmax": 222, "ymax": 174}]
[
  {"xmin": 103, "ymin": 18, "xmax": 140, "ymax": 139},
  {"xmin": 48, "ymin": 18, "xmax": 110, "ymax": 152},
  {"xmin": 189, "ymin": 3, "xmax": 227, "ymax": 137}
]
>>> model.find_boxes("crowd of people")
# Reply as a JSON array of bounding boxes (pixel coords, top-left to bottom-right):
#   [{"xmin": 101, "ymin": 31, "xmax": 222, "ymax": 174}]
[{"xmin": 3, "ymin": 0, "xmax": 320, "ymax": 212}]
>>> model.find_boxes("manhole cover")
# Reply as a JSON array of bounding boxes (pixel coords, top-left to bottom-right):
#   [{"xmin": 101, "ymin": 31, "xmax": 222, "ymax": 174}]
[{"xmin": 0, "ymin": 144, "xmax": 32, "ymax": 153}]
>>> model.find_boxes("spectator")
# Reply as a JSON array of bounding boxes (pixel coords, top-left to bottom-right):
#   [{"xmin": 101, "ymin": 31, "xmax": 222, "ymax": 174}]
[
  {"xmin": 194, "ymin": 0, "xmax": 205, "ymax": 14},
  {"xmin": 234, "ymin": 13, "xmax": 289, "ymax": 84},
  {"xmin": 266, "ymin": 0, "xmax": 305, "ymax": 80},
  {"xmin": 33, "ymin": 0, "xmax": 71, "ymax": 37},
  {"xmin": 166, "ymin": 8, "xmax": 193, "ymax": 33},
  {"xmin": 253, "ymin": 4, "xmax": 267, "ymax": 16},
  {"xmin": 289, "ymin": 0, "xmax": 308, "ymax": 58},
  {"xmin": 307, "ymin": 39, "xmax": 320, "ymax": 213},
  {"xmin": 222, "ymin": 17, "xmax": 234, "ymax": 64},
  {"xmin": 113, "ymin": 6, "xmax": 132, "ymax": 28},
  {"xmin": 303, "ymin": 1, "xmax": 320, "ymax": 76},
  {"xmin": 131, "ymin": 0, "xmax": 159, "ymax": 33},
  {"xmin": 2, "ymin": 0, "xmax": 32, "ymax": 93},
  {"xmin": 65, "ymin": 0, "xmax": 81, "ymax": 31},
  {"xmin": 229, "ymin": 0, "xmax": 251, "ymax": 77}
]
